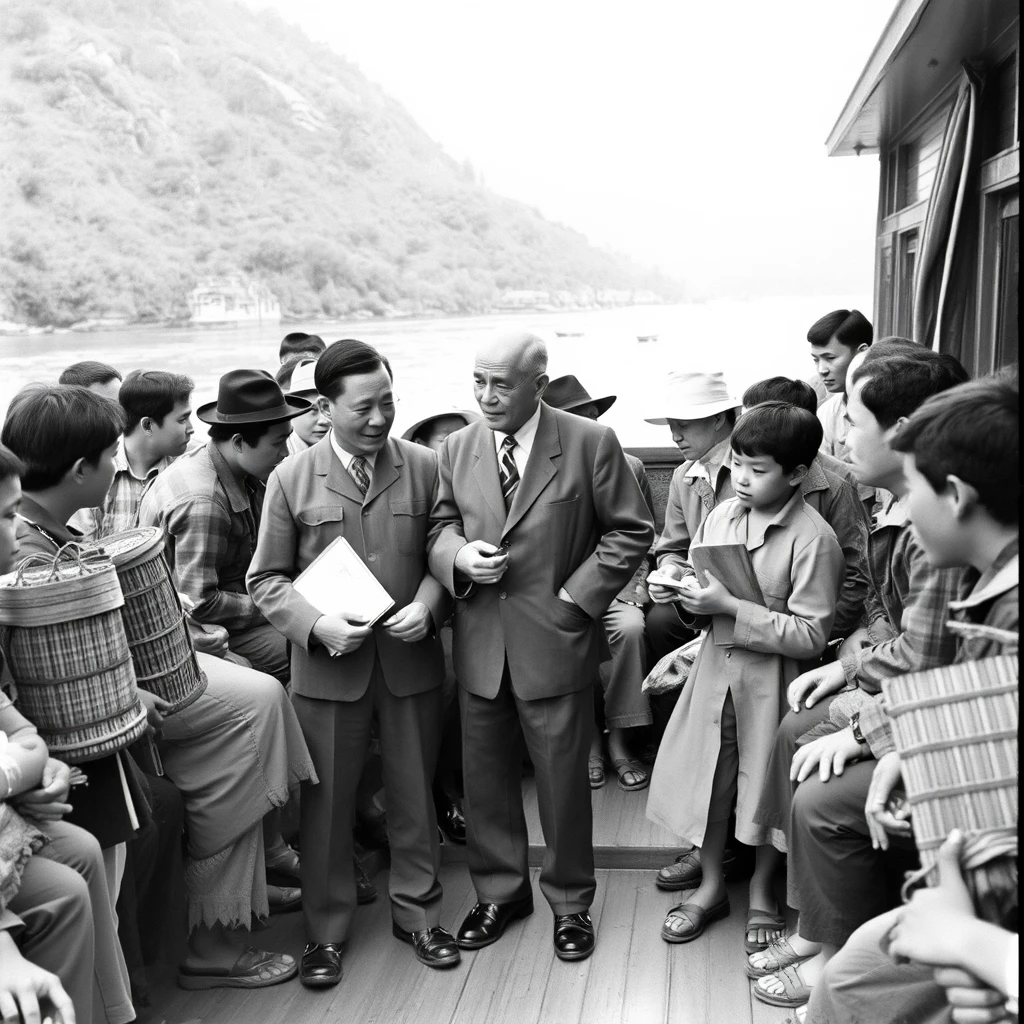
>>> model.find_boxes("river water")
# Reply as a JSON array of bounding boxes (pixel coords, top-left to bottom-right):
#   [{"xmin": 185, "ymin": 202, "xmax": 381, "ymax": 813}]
[{"xmin": 0, "ymin": 294, "xmax": 865, "ymax": 447}]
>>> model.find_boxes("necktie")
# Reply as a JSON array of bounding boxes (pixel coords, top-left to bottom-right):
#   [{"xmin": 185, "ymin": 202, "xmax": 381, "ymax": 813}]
[
  {"xmin": 498, "ymin": 435, "xmax": 520, "ymax": 510},
  {"xmin": 349, "ymin": 456, "xmax": 371, "ymax": 497}
]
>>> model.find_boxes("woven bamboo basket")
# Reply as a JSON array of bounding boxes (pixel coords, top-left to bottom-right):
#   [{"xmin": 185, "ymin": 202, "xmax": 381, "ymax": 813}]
[
  {"xmin": 0, "ymin": 549, "xmax": 147, "ymax": 763},
  {"xmin": 884, "ymin": 647, "xmax": 1018, "ymax": 922},
  {"xmin": 85, "ymin": 528, "xmax": 207, "ymax": 713}
]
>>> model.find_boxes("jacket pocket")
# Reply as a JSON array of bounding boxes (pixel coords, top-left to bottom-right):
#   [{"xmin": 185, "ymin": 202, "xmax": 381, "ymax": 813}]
[
  {"xmin": 298, "ymin": 506, "xmax": 344, "ymax": 527},
  {"xmin": 539, "ymin": 495, "xmax": 580, "ymax": 514},
  {"xmin": 391, "ymin": 498, "xmax": 429, "ymax": 553}
]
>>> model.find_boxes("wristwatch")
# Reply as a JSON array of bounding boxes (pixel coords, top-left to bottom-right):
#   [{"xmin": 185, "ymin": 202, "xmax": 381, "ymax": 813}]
[{"xmin": 850, "ymin": 711, "xmax": 866, "ymax": 745}]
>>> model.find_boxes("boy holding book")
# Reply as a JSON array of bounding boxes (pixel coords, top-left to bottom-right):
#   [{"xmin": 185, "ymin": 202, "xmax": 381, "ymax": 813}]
[{"xmin": 647, "ymin": 402, "xmax": 843, "ymax": 950}]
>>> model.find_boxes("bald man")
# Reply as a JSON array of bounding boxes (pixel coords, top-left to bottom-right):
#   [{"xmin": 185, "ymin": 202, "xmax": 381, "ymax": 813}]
[{"xmin": 428, "ymin": 333, "xmax": 654, "ymax": 961}]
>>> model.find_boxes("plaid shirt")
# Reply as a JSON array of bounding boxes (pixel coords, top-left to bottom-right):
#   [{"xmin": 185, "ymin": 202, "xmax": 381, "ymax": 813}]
[
  {"xmin": 70, "ymin": 445, "xmax": 177, "ymax": 542},
  {"xmin": 138, "ymin": 443, "xmax": 266, "ymax": 634}
]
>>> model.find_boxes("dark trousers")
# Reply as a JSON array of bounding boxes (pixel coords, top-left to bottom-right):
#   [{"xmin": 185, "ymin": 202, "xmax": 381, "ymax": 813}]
[
  {"xmin": 293, "ymin": 663, "xmax": 444, "ymax": 944},
  {"xmin": 787, "ymin": 758, "xmax": 917, "ymax": 946},
  {"xmin": 460, "ymin": 665, "xmax": 595, "ymax": 915}
]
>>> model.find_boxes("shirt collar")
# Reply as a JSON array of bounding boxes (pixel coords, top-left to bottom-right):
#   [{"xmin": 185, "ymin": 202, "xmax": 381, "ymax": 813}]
[
  {"xmin": 493, "ymin": 402, "xmax": 542, "ymax": 458},
  {"xmin": 16, "ymin": 495, "xmax": 82, "ymax": 547},
  {"xmin": 684, "ymin": 436, "xmax": 732, "ymax": 489},
  {"xmin": 116, "ymin": 442, "xmax": 168, "ymax": 482},
  {"xmin": 871, "ymin": 491, "xmax": 909, "ymax": 531},
  {"xmin": 800, "ymin": 458, "xmax": 829, "ymax": 495},
  {"xmin": 329, "ymin": 431, "xmax": 377, "ymax": 472},
  {"xmin": 950, "ymin": 540, "xmax": 1020, "ymax": 611},
  {"xmin": 206, "ymin": 442, "xmax": 255, "ymax": 514}
]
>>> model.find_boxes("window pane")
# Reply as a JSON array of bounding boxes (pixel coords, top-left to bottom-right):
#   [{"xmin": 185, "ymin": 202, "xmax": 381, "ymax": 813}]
[{"xmin": 995, "ymin": 212, "xmax": 1019, "ymax": 368}]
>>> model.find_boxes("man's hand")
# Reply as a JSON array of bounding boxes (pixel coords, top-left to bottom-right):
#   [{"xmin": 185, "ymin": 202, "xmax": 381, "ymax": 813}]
[
  {"xmin": 189, "ymin": 621, "xmax": 231, "ymax": 659},
  {"xmin": 865, "ymin": 751, "xmax": 911, "ymax": 850},
  {"xmin": 454, "ymin": 540, "xmax": 508, "ymax": 585},
  {"xmin": 0, "ymin": 933, "xmax": 76, "ymax": 1024},
  {"xmin": 138, "ymin": 690, "xmax": 173, "ymax": 734},
  {"xmin": 790, "ymin": 727, "xmax": 867, "ymax": 783},
  {"xmin": 675, "ymin": 571, "xmax": 738, "ymax": 618},
  {"xmin": 13, "ymin": 758, "xmax": 72, "ymax": 823},
  {"xmin": 381, "ymin": 602, "xmax": 432, "ymax": 642},
  {"xmin": 312, "ymin": 614, "xmax": 372, "ymax": 656},
  {"xmin": 934, "ymin": 968, "xmax": 1008, "ymax": 1024},
  {"xmin": 648, "ymin": 563, "xmax": 684, "ymax": 604},
  {"xmin": 787, "ymin": 660, "xmax": 847, "ymax": 712}
]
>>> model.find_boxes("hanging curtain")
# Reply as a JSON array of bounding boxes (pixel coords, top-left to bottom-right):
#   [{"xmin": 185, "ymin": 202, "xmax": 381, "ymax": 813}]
[{"xmin": 912, "ymin": 62, "xmax": 983, "ymax": 350}]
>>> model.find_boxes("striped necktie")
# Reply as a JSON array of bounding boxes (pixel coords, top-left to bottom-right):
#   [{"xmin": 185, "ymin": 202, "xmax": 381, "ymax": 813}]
[
  {"xmin": 349, "ymin": 456, "xmax": 371, "ymax": 497},
  {"xmin": 498, "ymin": 435, "xmax": 520, "ymax": 510}
]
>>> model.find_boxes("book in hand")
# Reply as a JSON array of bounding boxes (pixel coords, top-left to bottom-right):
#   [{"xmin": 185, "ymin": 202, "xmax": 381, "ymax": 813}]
[
  {"xmin": 690, "ymin": 543, "xmax": 765, "ymax": 606},
  {"xmin": 293, "ymin": 537, "xmax": 395, "ymax": 656}
]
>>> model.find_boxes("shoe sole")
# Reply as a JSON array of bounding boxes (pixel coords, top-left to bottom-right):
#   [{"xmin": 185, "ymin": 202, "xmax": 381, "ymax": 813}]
[
  {"xmin": 298, "ymin": 972, "xmax": 342, "ymax": 989},
  {"xmin": 178, "ymin": 963, "xmax": 298, "ymax": 990},
  {"xmin": 455, "ymin": 903, "xmax": 534, "ymax": 949},
  {"xmin": 655, "ymin": 875, "xmax": 701, "ymax": 892},
  {"xmin": 661, "ymin": 901, "xmax": 731, "ymax": 944},
  {"xmin": 554, "ymin": 943, "xmax": 595, "ymax": 962}
]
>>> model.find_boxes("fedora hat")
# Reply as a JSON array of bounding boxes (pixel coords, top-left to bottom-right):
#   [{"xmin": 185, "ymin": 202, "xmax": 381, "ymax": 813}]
[
  {"xmin": 644, "ymin": 371, "xmax": 741, "ymax": 424},
  {"xmin": 286, "ymin": 359, "xmax": 318, "ymax": 398},
  {"xmin": 401, "ymin": 408, "xmax": 481, "ymax": 442},
  {"xmin": 543, "ymin": 375, "xmax": 616, "ymax": 417},
  {"xmin": 197, "ymin": 369, "xmax": 312, "ymax": 425}
]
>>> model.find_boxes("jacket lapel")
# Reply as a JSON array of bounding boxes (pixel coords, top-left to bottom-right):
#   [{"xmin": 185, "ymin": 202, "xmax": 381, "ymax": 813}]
[
  {"xmin": 315, "ymin": 436, "xmax": 365, "ymax": 504},
  {"xmin": 365, "ymin": 439, "xmax": 402, "ymax": 505},
  {"xmin": 503, "ymin": 404, "xmax": 560, "ymax": 536},
  {"xmin": 470, "ymin": 425, "xmax": 508, "ymax": 527}
]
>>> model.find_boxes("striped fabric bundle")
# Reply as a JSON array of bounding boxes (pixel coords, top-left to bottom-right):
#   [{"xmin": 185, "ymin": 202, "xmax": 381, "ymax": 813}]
[
  {"xmin": 0, "ymin": 547, "xmax": 147, "ymax": 763},
  {"xmin": 885, "ymin": 650, "xmax": 1018, "ymax": 922}
]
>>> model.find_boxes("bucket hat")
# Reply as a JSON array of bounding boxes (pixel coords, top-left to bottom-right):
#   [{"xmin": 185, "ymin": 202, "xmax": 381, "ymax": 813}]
[
  {"xmin": 287, "ymin": 359, "xmax": 319, "ymax": 398},
  {"xmin": 543, "ymin": 375, "xmax": 616, "ymax": 417},
  {"xmin": 197, "ymin": 369, "xmax": 312, "ymax": 425},
  {"xmin": 644, "ymin": 371, "xmax": 741, "ymax": 424},
  {"xmin": 402, "ymin": 409, "xmax": 481, "ymax": 442}
]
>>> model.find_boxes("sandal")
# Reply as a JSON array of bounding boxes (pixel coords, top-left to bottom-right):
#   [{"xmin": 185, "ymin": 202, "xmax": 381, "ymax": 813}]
[
  {"xmin": 588, "ymin": 755, "xmax": 606, "ymax": 789},
  {"xmin": 611, "ymin": 757, "xmax": 649, "ymax": 792},
  {"xmin": 661, "ymin": 896, "xmax": 730, "ymax": 944},
  {"xmin": 753, "ymin": 963, "xmax": 813, "ymax": 1007},
  {"xmin": 268, "ymin": 885, "xmax": 302, "ymax": 914},
  {"xmin": 178, "ymin": 946, "xmax": 297, "ymax": 990},
  {"xmin": 744, "ymin": 909, "xmax": 786, "ymax": 955},
  {"xmin": 745, "ymin": 935, "xmax": 816, "ymax": 979}
]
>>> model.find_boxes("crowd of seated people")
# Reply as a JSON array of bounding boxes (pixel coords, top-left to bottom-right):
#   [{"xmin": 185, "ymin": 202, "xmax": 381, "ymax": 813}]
[{"xmin": 0, "ymin": 312, "xmax": 1016, "ymax": 1024}]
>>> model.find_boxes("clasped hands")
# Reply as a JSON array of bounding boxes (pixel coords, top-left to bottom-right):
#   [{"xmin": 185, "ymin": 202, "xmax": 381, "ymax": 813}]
[
  {"xmin": 12, "ymin": 757, "xmax": 72, "ymax": 823},
  {"xmin": 312, "ymin": 601, "xmax": 432, "ymax": 655}
]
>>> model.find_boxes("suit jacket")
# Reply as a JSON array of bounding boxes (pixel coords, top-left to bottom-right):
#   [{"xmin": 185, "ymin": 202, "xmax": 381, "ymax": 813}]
[
  {"xmin": 428, "ymin": 404, "xmax": 654, "ymax": 701},
  {"xmin": 247, "ymin": 435, "xmax": 449, "ymax": 701}
]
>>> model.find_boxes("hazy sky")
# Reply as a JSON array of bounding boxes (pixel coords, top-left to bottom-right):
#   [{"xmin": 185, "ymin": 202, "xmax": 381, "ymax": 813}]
[{"xmin": 240, "ymin": 0, "xmax": 898, "ymax": 298}]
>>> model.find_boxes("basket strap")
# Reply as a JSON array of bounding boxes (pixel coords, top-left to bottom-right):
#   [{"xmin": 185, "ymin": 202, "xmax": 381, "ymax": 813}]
[
  {"xmin": 887, "ymin": 683, "xmax": 1019, "ymax": 715},
  {"xmin": 899, "ymin": 728, "xmax": 1019, "ymax": 754}
]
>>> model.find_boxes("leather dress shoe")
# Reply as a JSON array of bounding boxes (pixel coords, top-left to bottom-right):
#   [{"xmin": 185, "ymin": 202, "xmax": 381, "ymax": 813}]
[
  {"xmin": 436, "ymin": 800, "xmax": 467, "ymax": 845},
  {"xmin": 456, "ymin": 897, "xmax": 534, "ymax": 949},
  {"xmin": 299, "ymin": 942, "xmax": 343, "ymax": 988},
  {"xmin": 392, "ymin": 924, "xmax": 461, "ymax": 968},
  {"xmin": 553, "ymin": 912, "xmax": 595, "ymax": 961}
]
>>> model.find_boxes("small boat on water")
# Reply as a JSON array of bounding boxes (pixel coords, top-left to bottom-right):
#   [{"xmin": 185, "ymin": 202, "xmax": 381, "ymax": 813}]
[
  {"xmin": 637, "ymin": 334, "xmax": 658, "ymax": 343},
  {"xmin": 555, "ymin": 330, "xmax": 584, "ymax": 337}
]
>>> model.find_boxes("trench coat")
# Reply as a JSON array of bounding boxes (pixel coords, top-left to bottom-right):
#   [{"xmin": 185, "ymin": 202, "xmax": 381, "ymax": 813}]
[{"xmin": 646, "ymin": 489, "xmax": 844, "ymax": 847}]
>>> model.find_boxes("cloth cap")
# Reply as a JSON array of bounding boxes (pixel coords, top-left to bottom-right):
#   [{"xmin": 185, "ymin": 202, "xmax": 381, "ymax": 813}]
[{"xmin": 644, "ymin": 371, "xmax": 741, "ymax": 424}]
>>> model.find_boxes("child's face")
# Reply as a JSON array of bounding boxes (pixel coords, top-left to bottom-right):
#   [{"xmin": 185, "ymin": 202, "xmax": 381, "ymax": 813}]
[
  {"xmin": 0, "ymin": 476, "xmax": 22, "ymax": 575},
  {"xmin": 902, "ymin": 453, "xmax": 964, "ymax": 568},
  {"xmin": 844, "ymin": 379, "xmax": 903, "ymax": 490},
  {"xmin": 731, "ymin": 451, "xmax": 801, "ymax": 512}
]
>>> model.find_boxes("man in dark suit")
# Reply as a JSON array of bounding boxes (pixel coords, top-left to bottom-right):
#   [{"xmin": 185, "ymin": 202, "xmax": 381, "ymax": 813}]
[
  {"xmin": 248, "ymin": 339, "xmax": 458, "ymax": 988},
  {"xmin": 428, "ymin": 332, "xmax": 654, "ymax": 961}
]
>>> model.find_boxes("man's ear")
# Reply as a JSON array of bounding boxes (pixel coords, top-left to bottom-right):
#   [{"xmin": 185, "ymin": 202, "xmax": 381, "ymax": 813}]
[
  {"xmin": 68, "ymin": 457, "xmax": 88, "ymax": 485},
  {"xmin": 535, "ymin": 373, "xmax": 550, "ymax": 398},
  {"xmin": 856, "ymin": 342, "xmax": 869, "ymax": 353},
  {"xmin": 317, "ymin": 395, "xmax": 332, "ymax": 419},
  {"xmin": 232, "ymin": 433, "xmax": 245, "ymax": 452},
  {"xmin": 789, "ymin": 464, "xmax": 810, "ymax": 487},
  {"xmin": 946, "ymin": 474, "xmax": 979, "ymax": 520},
  {"xmin": 141, "ymin": 416, "xmax": 154, "ymax": 434}
]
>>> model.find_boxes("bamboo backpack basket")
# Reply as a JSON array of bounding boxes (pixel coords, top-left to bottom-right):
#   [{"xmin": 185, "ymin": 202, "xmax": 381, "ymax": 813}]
[
  {"xmin": 884, "ymin": 621, "xmax": 1018, "ymax": 923},
  {"xmin": 0, "ymin": 546, "xmax": 147, "ymax": 763},
  {"xmin": 84, "ymin": 527, "xmax": 208, "ymax": 714}
]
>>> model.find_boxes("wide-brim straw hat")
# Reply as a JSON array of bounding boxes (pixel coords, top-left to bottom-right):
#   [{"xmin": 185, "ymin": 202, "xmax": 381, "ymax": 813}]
[
  {"xmin": 197, "ymin": 368, "xmax": 312, "ymax": 425},
  {"xmin": 644, "ymin": 371, "xmax": 741, "ymax": 424},
  {"xmin": 287, "ymin": 359, "xmax": 319, "ymax": 398},
  {"xmin": 543, "ymin": 374, "xmax": 616, "ymax": 417},
  {"xmin": 402, "ymin": 409, "xmax": 481, "ymax": 442}
]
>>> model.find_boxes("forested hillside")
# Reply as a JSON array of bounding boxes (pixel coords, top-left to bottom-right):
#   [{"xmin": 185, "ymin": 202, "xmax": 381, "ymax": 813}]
[{"xmin": 0, "ymin": 0, "xmax": 682, "ymax": 327}]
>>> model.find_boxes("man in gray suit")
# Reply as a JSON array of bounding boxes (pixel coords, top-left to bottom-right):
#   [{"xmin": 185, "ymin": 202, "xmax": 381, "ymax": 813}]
[
  {"xmin": 428, "ymin": 333, "xmax": 654, "ymax": 961},
  {"xmin": 248, "ymin": 339, "xmax": 458, "ymax": 988}
]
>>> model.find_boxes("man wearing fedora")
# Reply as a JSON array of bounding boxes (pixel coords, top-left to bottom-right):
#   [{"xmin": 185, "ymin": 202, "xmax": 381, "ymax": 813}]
[
  {"xmin": 428, "ymin": 333, "xmax": 653, "ymax": 963},
  {"xmin": 543, "ymin": 375, "xmax": 656, "ymax": 792},
  {"xmin": 139, "ymin": 368, "xmax": 310, "ymax": 684},
  {"xmin": 248, "ymin": 340, "xmax": 459, "ymax": 987}
]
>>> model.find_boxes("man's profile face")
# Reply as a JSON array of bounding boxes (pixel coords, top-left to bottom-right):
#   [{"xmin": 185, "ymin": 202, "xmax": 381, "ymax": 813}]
[
  {"xmin": 472, "ymin": 358, "xmax": 544, "ymax": 435},
  {"xmin": 148, "ymin": 399, "xmax": 194, "ymax": 458},
  {"xmin": 844, "ymin": 378, "xmax": 901, "ymax": 489},
  {"xmin": 239, "ymin": 421, "xmax": 293, "ymax": 482}
]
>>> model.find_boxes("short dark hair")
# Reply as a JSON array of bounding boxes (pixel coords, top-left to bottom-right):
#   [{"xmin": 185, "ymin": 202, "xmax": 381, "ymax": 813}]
[
  {"xmin": 119, "ymin": 370, "xmax": 194, "ymax": 433},
  {"xmin": 851, "ymin": 351, "xmax": 970, "ymax": 429},
  {"xmin": 1, "ymin": 384, "xmax": 125, "ymax": 491},
  {"xmin": 58, "ymin": 360, "xmax": 122, "ymax": 388},
  {"xmin": 743, "ymin": 377, "xmax": 818, "ymax": 416},
  {"xmin": 862, "ymin": 336, "xmax": 919, "ymax": 361},
  {"xmin": 807, "ymin": 309, "xmax": 873, "ymax": 350},
  {"xmin": 207, "ymin": 421, "xmax": 278, "ymax": 446},
  {"xmin": 892, "ymin": 376, "xmax": 1019, "ymax": 525},
  {"xmin": 0, "ymin": 444, "xmax": 25, "ymax": 485},
  {"xmin": 731, "ymin": 401, "xmax": 823, "ymax": 474},
  {"xmin": 279, "ymin": 332, "xmax": 325, "ymax": 363},
  {"xmin": 315, "ymin": 339, "xmax": 392, "ymax": 401}
]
